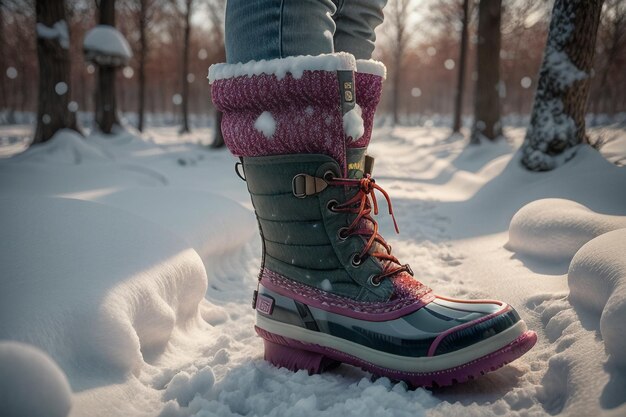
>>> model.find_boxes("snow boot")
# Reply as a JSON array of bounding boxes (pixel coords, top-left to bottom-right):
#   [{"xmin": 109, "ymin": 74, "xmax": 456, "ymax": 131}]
[{"xmin": 209, "ymin": 53, "xmax": 536, "ymax": 387}]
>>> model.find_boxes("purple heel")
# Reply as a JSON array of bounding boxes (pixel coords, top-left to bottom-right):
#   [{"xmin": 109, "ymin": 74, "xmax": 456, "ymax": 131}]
[{"xmin": 261, "ymin": 335, "xmax": 340, "ymax": 375}]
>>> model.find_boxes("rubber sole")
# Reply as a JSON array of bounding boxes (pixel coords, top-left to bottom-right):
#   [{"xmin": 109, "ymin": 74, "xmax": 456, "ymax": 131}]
[{"xmin": 255, "ymin": 326, "xmax": 537, "ymax": 388}]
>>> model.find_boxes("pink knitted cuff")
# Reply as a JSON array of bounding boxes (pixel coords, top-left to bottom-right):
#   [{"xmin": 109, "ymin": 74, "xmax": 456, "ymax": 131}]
[
  {"xmin": 212, "ymin": 70, "xmax": 347, "ymax": 168},
  {"xmin": 209, "ymin": 55, "xmax": 385, "ymax": 170},
  {"xmin": 353, "ymin": 72, "xmax": 384, "ymax": 149}
]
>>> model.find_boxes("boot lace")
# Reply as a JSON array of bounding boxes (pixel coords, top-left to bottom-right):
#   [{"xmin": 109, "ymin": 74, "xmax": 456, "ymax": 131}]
[{"xmin": 327, "ymin": 174, "xmax": 413, "ymax": 285}]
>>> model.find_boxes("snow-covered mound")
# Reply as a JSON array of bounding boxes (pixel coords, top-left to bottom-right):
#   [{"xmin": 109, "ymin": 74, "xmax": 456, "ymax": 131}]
[
  {"xmin": 508, "ymin": 199, "xmax": 626, "ymax": 262},
  {"xmin": 92, "ymin": 188, "xmax": 256, "ymax": 261},
  {"xmin": 83, "ymin": 25, "xmax": 132, "ymax": 65},
  {"xmin": 568, "ymin": 229, "xmax": 626, "ymax": 366},
  {"xmin": 11, "ymin": 129, "xmax": 110, "ymax": 165},
  {"xmin": 0, "ymin": 195, "xmax": 207, "ymax": 375},
  {"xmin": 0, "ymin": 341, "xmax": 72, "ymax": 417}
]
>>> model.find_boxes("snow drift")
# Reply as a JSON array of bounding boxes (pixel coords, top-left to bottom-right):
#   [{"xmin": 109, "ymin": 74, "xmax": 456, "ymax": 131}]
[
  {"xmin": 0, "ymin": 341, "xmax": 72, "ymax": 417},
  {"xmin": 10, "ymin": 128, "xmax": 110, "ymax": 165},
  {"xmin": 568, "ymin": 229, "xmax": 626, "ymax": 367},
  {"xmin": 507, "ymin": 196, "xmax": 626, "ymax": 368},
  {"xmin": 0, "ymin": 195, "xmax": 208, "ymax": 375},
  {"xmin": 508, "ymin": 199, "xmax": 626, "ymax": 262}
]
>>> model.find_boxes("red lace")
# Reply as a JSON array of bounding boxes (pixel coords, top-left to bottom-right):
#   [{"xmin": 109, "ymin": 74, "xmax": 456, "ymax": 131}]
[{"xmin": 328, "ymin": 174, "xmax": 412, "ymax": 284}]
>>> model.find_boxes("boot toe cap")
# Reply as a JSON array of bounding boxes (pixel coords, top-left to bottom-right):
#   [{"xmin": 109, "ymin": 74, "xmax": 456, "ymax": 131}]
[{"xmin": 427, "ymin": 297, "xmax": 522, "ymax": 357}]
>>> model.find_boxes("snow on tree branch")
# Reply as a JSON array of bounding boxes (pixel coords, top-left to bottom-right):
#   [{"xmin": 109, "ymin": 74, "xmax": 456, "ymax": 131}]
[{"xmin": 36, "ymin": 20, "xmax": 69, "ymax": 49}]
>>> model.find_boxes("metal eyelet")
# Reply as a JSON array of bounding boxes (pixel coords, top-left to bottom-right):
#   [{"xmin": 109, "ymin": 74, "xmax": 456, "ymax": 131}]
[
  {"xmin": 327, "ymin": 199, "xmax": 338, "ymax": 211},
  {"xmin": 368, "ymin": 275, "xmax": 381, "ymax": 287},
  {"xmin": 337, "ymin": 227, "xmax": 349, "ymax": 240},
  {"xmin": 323, "ymin": 170, "xmax": 336, "ymax": 182},
  {"xmin": 351, "ymin": 253, "xmax": 363, "ymax": 267}
]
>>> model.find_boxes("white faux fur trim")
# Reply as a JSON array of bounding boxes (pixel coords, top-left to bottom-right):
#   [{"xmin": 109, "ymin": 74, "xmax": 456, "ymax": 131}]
[
  {"xmin": 355, "ymin": 59, "xmax": 387, "ymax": 79},
  {"xmin": 208, "ymin": 52, "xmax": 357, "ymax": 83}
]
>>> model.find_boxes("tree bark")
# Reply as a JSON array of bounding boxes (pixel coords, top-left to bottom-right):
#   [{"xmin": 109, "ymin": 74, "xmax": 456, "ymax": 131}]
[
  {"xmin": 470, "ymin": 0, "xmax": 502, "ymax": 143},
  {"xmin": 591, "ymin": 0, "xmax": 625, "ymax": 118},
  {"xmin": 137, "ymin": 0, "xmax": 147, "ymax": 132},
  {"xmin": 0, "ymin": 0, "xmax": 6, "ymax": 110},
  {"xmin": 95, "ymin": 0, "xmax": 119, "ymax": 134},
  {"xmin": 391, "ymin": 47, "xmax": 401, "ymax": 125},
  {"xmin": 179, "ymin": 0, "xmax": 192, "ymax": 134},
  {"xmin": 389, "ymin": 0, "xmax": 409, "ymax": 126},
  {"xmin": 521, "ymin": 0, "xmax": 604, "ymax": 171},
  {"xmin": 33, "ymin": 0, "xmax": 79, "ymax": 144},
  {"xmin": 452, "ymin": 0, "xmax": 469, "ymax": 133}
]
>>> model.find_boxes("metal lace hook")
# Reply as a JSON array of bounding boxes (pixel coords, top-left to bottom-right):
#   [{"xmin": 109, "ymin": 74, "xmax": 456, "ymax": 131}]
[{"xmin": 235, "ymin": 158, "xmax": 246, "ymax": 181}]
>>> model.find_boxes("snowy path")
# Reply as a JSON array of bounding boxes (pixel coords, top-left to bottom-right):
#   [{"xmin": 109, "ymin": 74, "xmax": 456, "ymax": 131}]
[{"xmin": 1, "ymin": 125, "xmax": 625, "ymax": 417}]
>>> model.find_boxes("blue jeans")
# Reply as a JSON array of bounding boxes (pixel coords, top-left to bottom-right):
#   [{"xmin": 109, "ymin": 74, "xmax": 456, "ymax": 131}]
[{"xmin": 225, "ymin": 0, "xmax": 388, "ymax": 64}]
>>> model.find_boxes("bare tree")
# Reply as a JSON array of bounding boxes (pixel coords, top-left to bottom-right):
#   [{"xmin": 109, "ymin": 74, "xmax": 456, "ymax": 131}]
[
  {"xmin": 137, "ymin": 0, "xmax": 148, "ymax": 131},
  {"xmin": 500, "ymin": 1, "xmax": 550, "ymax": 115},
  {"xmin": 206, "ymin": 0, "xmax": 225, "ymax": 147},
  {"xmin": 33, "ymin": 0, "xmax": 79, "ymax": 143},
  {"xmin": 0, "ymin": 0, "xmax": 6, "ymax": 111},
  {"xmin": 94, "ymin": 0, "xmax": 120, "ymax": 133},
  {"xmin": 178, "ymin": 0, "xmax": 193, "ymax": 133},
  {"xmin": 521, "ymin": 0, "xmax": 604, "ymax": 171},
  {"xmin": 591, "ymin": 0, "xmax": 626, "ymax": 117},
  {"xmin": 387, "ymin": 0, "xmax": 412, "ymax": 125},
  {"xmin": 452, "ymin": 0, "xmax": 469, "ymax": 133},
  {"xmin": 133, "ymin": 0, "xmax": 160, "ymax": 132},
  {"xmin": 470, "ymin": 0, "xmax": 502, "ymax": 143}
]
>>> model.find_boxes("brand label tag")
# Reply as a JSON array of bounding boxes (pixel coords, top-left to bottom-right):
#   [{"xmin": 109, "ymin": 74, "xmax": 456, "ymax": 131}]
[{"xmin": 256, "ymin": 294, "xmax": 275, "ymax": 315}]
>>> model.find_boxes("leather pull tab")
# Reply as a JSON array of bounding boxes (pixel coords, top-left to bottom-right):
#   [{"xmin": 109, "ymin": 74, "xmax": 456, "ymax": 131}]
[
  {"xmin": 292, "ymin": 174, "xmax": 328, "ymax": 198},
  {"xmin": 364, "ymin": 155, "xmax": 375, "ymax": 176},
  {"xmin": 337, "ymin": 70, "xmax": 356, "ymax": 116}
]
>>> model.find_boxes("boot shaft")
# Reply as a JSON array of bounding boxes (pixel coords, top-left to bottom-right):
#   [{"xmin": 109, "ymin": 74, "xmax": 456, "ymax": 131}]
[
  {"xmin": 242, "ymin": 153, "xmax": 392, "ymax": 302},
  {"xmin": 209, "ymin": 54, "xmax": 412, "ymax": 302}
]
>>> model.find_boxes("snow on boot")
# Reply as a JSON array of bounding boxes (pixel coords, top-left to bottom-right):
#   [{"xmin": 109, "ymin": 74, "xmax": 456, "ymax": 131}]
[{"xmin": 209, "ymin": 54, "xmax": 536, "ymax": 388}]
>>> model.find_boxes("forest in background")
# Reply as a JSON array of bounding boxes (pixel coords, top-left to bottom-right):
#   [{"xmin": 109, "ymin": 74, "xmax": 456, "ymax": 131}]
[{"xmin": 1, "ymin": 0, "xmax": 624, "ymax": 127}]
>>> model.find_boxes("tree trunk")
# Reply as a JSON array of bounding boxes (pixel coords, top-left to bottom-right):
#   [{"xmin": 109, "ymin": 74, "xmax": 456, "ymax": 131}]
[
  {"xmin": 137, "ymin": 0, "xmax": 147, "ymax": 132},
  {"xmin": 471, "ymin": 0, "xmax": 502, "ymax": 143},
  {"xmin": 591, "ymin": 1, "xmax": 624, "ymax": 119},
  {"xmin": 391, "ymin": 48, "xmax": 401, "ymax": 125},
  {"xmin": 521, "ymin": 0, "xmax": 604, "ymax": 171},
  {"xmin": 33, "ymin": 0, "xmax": 79, "ymax": 144},
  {"xmin": 389, "ymin": 0, "xmax": 408, "ymax": 126},
  {"xmin": 452, "ymin": 0, "xmax": 469, "ymax": 133},
  {"xmin": 180, "ymin": 0, "xmax": 192, "ymax": 134},
  {"xmin": 95, "ymin": 0, "xmax": 119, "ymax": 134},
  {"xmin": 0, "ymin": 0, "xmax": 6, "ymax": 111}
]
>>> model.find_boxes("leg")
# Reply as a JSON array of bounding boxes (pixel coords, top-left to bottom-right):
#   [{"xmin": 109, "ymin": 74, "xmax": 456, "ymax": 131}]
[
  {"xmin": 210, "ymin": 1, "xmax": 536, "ymax": 387},
  {"xmin": 329, "ymin": 0, "xmax": 388, "ymax": 148},
  {"xmin": 225, "ymin": 0, "xmax": 338, "ymax": 64},
  {"xmin": 332, "ymin": 0, "xmax": 388, "ymax": 59}
]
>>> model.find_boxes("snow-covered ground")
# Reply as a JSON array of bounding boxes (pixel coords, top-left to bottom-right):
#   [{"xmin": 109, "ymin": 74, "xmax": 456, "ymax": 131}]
[{"xmin": 0, "ymin": 123, "xmax": 625, "ymax": 417}]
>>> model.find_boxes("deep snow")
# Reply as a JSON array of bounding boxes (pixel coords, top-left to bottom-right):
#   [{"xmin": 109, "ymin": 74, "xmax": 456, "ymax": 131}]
[{"xmin": 0, "ymin": 123, "xmax": 625, "ymax": 417}]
